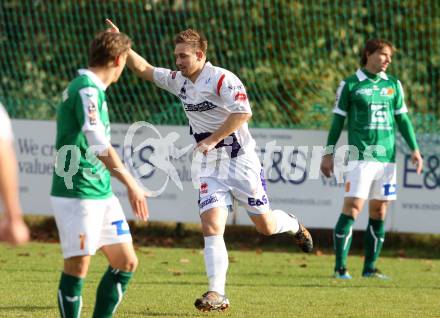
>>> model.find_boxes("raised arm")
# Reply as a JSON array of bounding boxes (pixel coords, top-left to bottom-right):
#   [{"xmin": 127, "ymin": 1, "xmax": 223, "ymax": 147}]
[{"xmin": 106, "ymin": 19, "xmax": 155, "ymax": 82}]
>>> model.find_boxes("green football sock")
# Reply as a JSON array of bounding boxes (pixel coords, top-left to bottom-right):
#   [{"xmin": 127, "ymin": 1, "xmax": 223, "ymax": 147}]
[
  {"xmin": 363, "ymin": 218, "xmax": 385, "ymax": 273},
  {"xmin": 92, "ymin": 266, "xmax": 133, "ymax": 318},
  {"xmin": 58, "ymin": 272, "xmax": 84, "ymax": 318},
  {"xmin": 334, "ymin": 214, "xmax": 355, "ymax": 271}
]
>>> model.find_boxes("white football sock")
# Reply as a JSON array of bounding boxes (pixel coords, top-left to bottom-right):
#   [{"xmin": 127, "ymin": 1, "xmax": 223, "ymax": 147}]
[
  {"xmin": 204, "ymin": 235, "xmax": 228, "ymax": 295},
  {"xmin": 272, "ymin": 209, "xmax": 300, "ymax": 234}
]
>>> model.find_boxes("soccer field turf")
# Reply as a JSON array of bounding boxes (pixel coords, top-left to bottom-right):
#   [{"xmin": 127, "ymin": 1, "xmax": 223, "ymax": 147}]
[{"xmin": 0, "ymin": 243, "xmax": 439, "ymax": 317}]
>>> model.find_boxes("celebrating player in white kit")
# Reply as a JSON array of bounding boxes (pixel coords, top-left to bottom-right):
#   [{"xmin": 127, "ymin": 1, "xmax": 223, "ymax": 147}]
[{"xmin": 106, "ymin": 19, "xmax": 313, "ymax": 312}]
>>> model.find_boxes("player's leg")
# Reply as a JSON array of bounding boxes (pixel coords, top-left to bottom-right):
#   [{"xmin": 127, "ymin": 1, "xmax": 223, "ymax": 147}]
[
  {"xmin": 51, "ymin": 196, "xmax": 102, "ymax": 318},
  {"xmin": 333, "ymin": 161, "xmax": 372, "ymax": 278},
  {"xmin": 362, "ymin": 199, "xmax": 388, "ymax": 278},
  {"xmin": 91, "ymin": 195, "xmax": 135, "ymax": 317},
  {"xmin": 93, "ymin": 243, "xmax": 138, "ymax": 317},
  {"xmin": 248, "ymin": 210, "xmax": 313, "ymax": 252},
  {"xmin": 333, "ymin": 197, "xmax": 365, "ymax": 278},
  {"xmin": 232, "ymin": 163, "xmax": 312, "ymax": 252},
  {"xmin": 58, "ymin": 256, "xmax": 90, "ymax": 318},
  {"xmin": 194, "ymin": 206, "xmax": 230, "ymax": 312},
  {"xmin": 362, "ymin": 162, "xmax": 396, "ymax": 278}
]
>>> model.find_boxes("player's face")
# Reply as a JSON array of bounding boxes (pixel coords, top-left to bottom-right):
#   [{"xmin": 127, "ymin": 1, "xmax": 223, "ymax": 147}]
[
  {"xmin": 174, "ymin": 43, "xmax": 204, "ymax": 80},
  {"xmin": 365, "ymin": 46, "xmax": 393, "ymax": 74}
]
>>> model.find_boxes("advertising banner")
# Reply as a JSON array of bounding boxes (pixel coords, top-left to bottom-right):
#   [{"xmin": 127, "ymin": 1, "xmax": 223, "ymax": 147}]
[{"xmin": 12, "ymin": 120, "xmax": 439, "ymax": 233}]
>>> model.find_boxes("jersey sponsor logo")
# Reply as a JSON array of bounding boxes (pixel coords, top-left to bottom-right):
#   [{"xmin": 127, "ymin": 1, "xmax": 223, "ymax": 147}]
[
  {"xmin": 365, "ymin": 104, "xmax": 392, "ymax": 130},
  {"xmin": 88, "ymin": 101, "xmax": 97, "ymax": 125},
  {"xmin": 199, "ymin": 195, "xmax": 218, "ymax": 209},
  {"xmin": 111, "ymin": 220, "xmax": 130, "ymax": 235},
  {"xmin": 355, "ymin": 88, "xmax": 373, "ymax": 96},
  {"xmin": 171, "ymin": 71, "xmax": 177, "ymax": 79},
  {"xmin": 380, "ymin": 87, "xmax": 394, "ymax": 96},
  {"xmin": 248, "ymin": 194, "xmax": 268, "ymax": 207},
  {"xmin": 183, "ymin": 101, "xmax": 218, "ymax": 112},
  {"xmin": 234, "ymin": 92, "xmax": 247, "ymax": 102},
  {"xmin": 200, "ymin": 182, "xmax": 208, "ymax": 194}
]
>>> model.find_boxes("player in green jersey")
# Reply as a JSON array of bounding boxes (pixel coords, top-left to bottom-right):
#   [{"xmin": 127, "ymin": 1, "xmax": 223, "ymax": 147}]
[
  {"xmin": 50, "ymin": 31, "xmax": 149, "ymax": 317},
  {"xmin": 320, "ymin": 39, "xmax": 423, "ymax": 279}
]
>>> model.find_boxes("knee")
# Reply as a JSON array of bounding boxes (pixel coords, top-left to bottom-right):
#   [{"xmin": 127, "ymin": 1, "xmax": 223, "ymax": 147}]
[
  {"xmin": 112, "ymin": 255, "xmax": 138, "ymax": 273},
  {"xmin": 370, "ymin": 208, "xmax": 387, "ymax": 220},
  {"xmin": 370, "ymin": 202, "xmax": 388, "ymax": 220},
  {"xmin": 344, "ymin": 205, "xmax": 362, "ymax": 218},
  {"xmin": 202, "ymin": 222, "xmax": 225, "ymax": 236},
  {"xmin": 122, "ymin": 256, "xmax": 138, "ymax": 272},
  {"xmin": 64, "ymin": 257, "xmax": 90, "ymax": 277}
]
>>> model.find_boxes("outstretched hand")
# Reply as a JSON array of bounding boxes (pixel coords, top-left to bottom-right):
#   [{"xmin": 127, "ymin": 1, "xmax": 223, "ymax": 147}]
[{"xmin": 105, "ymin": 19, "xmax": 120, "ymax": 33}]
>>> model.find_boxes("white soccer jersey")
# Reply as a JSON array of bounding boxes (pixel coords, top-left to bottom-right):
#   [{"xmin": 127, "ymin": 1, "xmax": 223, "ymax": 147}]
[
  {"xmin": 0, "ymin": 103, "xmax": 13, "ymax": 142},
  {"xmin": 153, "ymin": 62, "xmax": 256, "ymax": 155}
]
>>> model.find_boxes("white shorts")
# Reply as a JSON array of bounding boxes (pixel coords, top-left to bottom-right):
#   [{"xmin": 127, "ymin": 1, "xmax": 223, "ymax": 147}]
[
  {"xmin": 344, "ymin": 161, "xmax": 397, "ymax": 201},
  {"xmin": 197, "ymin": 152, "xmax": 270, "ymax": 215},
  {"xmin": 51, "ymin": 195, "xmax": 132, "ymax": 259}
]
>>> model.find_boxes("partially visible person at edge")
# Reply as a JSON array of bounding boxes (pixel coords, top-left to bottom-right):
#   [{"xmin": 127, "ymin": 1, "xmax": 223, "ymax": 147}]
[
  {"xmin": 320, "ymin": 39, "xmax": 423, "ymax": 280},
  {"xmin": 0, "ymin": 102, "xmax": 30, "ymax": 245},
  {"xmin": 105, "ymin": 19, "xmax": 313, "ymax": 312},
  {"xmin": 50, "ymin": 31, "xmax": 149, "ymax": 318}
]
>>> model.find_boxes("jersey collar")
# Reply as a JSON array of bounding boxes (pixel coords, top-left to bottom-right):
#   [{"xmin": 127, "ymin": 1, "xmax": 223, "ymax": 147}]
[
  {"xmin": 194, "ymin": 62, "xmax": 213, "ymax": 83},
  {"xmin": 78, "ymin": 69, "xmax": 107, "ymax": 91},
  {"xmin": 356, "ymin": 68, "xmax": 388, "ymax": 82}
]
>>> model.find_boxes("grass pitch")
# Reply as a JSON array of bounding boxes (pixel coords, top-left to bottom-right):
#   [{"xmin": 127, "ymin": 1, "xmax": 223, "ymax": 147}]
[{"xmin": 0, "ymin": 242, "xmax": 439, "ymax": 317}]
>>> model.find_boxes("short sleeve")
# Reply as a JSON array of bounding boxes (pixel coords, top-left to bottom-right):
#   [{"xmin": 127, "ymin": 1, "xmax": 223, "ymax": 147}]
[
  {"xmin": 153, "ymin": 67, "xmax": 182, "ymax": 96},
  {"xmin": 332, "ymin": 80, "xmax": 349, "ymax": 117},
  {"xmin": 217, "ymin": 72, "xmax": 252, "ymax": 114},
  {"xmin": 394, "ymin": 80, "xmax": 408, "ymax": 115},
  {"xmin": 0, "ymin": 103, "xmax": 13, "ymax": 142},
  {"xmin": 76, "ymin": 87, "xmax": 109, "ymax": 148}
]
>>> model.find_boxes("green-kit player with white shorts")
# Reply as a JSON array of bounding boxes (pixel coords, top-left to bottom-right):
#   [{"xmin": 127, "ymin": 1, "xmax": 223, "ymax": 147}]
[
  {"xmin": 51, "ymin": 31, "xmax": 149, "ymax": 317},
  {"xmin": 320, "ymin": 39, "xmax": 423, "ymax": 279}
]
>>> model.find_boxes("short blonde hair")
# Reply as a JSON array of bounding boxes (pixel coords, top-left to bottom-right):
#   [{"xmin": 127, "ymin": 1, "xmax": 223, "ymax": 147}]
[{"xmin": 174, "ymin": 29, "xmax": 208, "ymax": 54}]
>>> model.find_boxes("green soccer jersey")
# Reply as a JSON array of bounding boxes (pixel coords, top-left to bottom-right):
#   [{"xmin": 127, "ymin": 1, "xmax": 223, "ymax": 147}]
[
  {"xmin": 51, "ymin": 69, "xmax": 112, "ymax": 199},
  {"xmin": 333, "ymin": 69, "xmax": 408, "ymax": 162}
]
